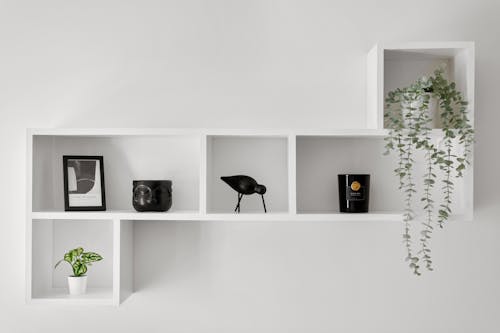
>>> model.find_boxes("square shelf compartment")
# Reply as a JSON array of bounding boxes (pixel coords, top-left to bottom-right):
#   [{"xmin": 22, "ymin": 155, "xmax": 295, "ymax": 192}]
[
  {"xmin": 30, "ymin": 219, "xmax": 114, "ymax": 304},
  {"xmin": 32, "ymin": 135, "xmax": 201, "ymax": 213},
  {"xmin": 296, "ymin": 136, "xmax": 470, "ymax": 216},
  {"xmin": 206, "ymin": 136, "xmax": 289, "ymax": 214},
  {"xmin": 367, "ymin": 42, "xmax": 474, "ymax": 130}
]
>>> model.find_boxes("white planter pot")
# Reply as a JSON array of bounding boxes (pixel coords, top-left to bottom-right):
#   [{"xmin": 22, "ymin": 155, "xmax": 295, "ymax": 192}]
[
  {"xmin": 428, "ymin": 97, "xmax": 439, "ymax": 128},
  {"xmin": 68, "ymin": 275, "xmax": 87, "ymax": 295},
  {"xmin": 401, "ymin": 94, "xmax": 439, "ymax": 128}
]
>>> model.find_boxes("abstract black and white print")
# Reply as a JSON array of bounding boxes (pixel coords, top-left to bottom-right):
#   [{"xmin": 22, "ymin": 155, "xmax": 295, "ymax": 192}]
[{"xmin": 66, "ymin": 158, "xmax": 103, "ymax": 207}]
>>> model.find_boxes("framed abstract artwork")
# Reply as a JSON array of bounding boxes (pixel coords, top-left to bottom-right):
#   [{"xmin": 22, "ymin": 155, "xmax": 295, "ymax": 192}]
[{"xmin": 63, "ymin": 156, "xmax": 106, "ymax": 211}]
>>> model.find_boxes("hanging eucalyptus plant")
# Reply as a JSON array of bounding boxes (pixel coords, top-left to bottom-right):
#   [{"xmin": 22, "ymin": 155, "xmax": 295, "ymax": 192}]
[{"xmin": 384, "ymin": 68, "xmax": 474, "ymax": 275}]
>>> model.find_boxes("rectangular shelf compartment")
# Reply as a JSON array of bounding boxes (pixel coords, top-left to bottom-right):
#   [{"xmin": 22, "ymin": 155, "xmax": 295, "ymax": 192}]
[
  {"xmin": 296, "ymin": 135, "xmax": 470, "ymax": 217},
  {"xmin": 30, "ymin": 219, "xmax": 114, "ymax": 303},
  {"xmin": 32, "ymin": 134, "xmax": 201, "ymax": 213},
  {"xmin": 367, "ymin": 42, "xmax": 474, "ymax": 130},
  {"xmin": 206, "ymin": 135, "xmax": 289, "ymax": 214}
]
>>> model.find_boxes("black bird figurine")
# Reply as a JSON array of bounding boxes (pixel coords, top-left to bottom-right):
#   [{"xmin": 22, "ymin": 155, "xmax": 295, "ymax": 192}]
[{"xmin": 220, "ymin": 175, "xmax": 267, "ymax": 213}]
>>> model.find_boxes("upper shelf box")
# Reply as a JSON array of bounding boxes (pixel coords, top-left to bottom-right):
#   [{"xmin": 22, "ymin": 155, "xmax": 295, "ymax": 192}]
[{"xmin": 366, "ymin": 42, "xmax": 475, "ymax": 129}]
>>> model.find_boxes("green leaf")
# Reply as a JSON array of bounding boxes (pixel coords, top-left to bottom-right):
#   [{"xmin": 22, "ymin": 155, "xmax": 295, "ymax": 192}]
[
  {"xmin": 69, "ymin": 248, "xmax": 79, "ymax": 260},
  {"xmin": 438, "ymin": 209, "xmax": 449, "ymax": 218},
  {"xmin": 82, "ymin": 252, "xmax": 103, "ymax": 263},
  {"xmin": 72, "ymin": 260, "xmax": 88, "ymax": 277},
  {"xmin": 64, "ymin": 252, "xmax": 73, "ymax": 264}
]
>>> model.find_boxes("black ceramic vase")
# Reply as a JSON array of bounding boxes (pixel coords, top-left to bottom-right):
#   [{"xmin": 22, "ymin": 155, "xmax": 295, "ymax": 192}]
[
  {"xmin": 338, "ymin": 174, "xmax": 370, "ymax": 213},
  {"xmin": 132, "ymin": 180, "xmax": 172, "ymax": 212}
]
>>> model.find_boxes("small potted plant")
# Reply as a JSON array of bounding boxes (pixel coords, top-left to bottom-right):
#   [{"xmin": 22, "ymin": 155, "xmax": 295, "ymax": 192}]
[{"xmin": 54, "ymin": 247, "xmax": 103, "ymax": 295}]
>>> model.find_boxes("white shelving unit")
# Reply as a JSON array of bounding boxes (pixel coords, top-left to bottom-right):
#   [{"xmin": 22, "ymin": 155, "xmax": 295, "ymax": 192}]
[{"xmin": 27, "ymin": 42, "xmax": 475, "ymax": 306}]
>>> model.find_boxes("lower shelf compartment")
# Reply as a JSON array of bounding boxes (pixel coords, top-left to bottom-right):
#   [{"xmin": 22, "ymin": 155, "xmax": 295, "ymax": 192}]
[{"xmin": 30, "ymin": 219, "xmax": 117, "ymax": 305}]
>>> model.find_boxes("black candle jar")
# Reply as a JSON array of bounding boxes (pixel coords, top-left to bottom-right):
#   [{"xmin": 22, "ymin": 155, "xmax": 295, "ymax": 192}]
[
  {"xmin": 132, "ymin": 180, "xmax": 172, "ymax": 212},
  {"xmin": 338, "ymin": 174, "xmax": 370, "ymax": 213}
]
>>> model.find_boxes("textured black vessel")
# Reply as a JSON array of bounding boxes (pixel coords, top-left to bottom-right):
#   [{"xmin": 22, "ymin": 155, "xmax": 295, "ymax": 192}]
[
  {"xmin": 221, "ymin": 175, "xmax": 267, "ymax": 213},
  {"xmin": 338, "ymin": 174, "xmax": 370, "ymax": 213},
  {"xmin": 132, "ymin": 180, "xmax": 172, "ymax": 212}
]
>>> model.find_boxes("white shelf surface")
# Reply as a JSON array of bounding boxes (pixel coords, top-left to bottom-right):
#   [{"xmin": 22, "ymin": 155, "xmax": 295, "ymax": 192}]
[
  {"xmin": 29, "ymin": 127, "xmax": 393, "ymax": 138},
  {"xmin": 31, "ymin": 210, "xmax": 201, "ymax": 221},
  {"xmin": 30, "ymin": 288, "xmax": 114, "ymax": 305},
  {"xmin": 31, "ymin": 210, "xmax": 403, "ymax": 222}
]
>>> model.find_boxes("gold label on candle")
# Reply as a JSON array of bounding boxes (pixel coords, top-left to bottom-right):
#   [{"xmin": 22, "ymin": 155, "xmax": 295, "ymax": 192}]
[{"xmin": 350, "ymin": 181, "xmax": 361, "ymax": 191}]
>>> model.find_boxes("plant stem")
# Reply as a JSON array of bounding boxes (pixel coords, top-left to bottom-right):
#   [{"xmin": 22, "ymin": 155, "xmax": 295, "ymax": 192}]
[
  {"xmin": 438, "ymin": 138, "xmax": 453, "ymax": 228},
  {"xmin": 402, "ymin": 95, "xmax": 419, "ymax": 275},
  {"xmin": 420, "ymin": 136, "xmax": 434, "ymax": 270}
]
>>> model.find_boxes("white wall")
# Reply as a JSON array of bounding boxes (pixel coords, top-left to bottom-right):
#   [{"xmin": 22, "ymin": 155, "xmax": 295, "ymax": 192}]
[{"xmin": 1, "ymin": 0, "xmax": 499, "ymax": 332}]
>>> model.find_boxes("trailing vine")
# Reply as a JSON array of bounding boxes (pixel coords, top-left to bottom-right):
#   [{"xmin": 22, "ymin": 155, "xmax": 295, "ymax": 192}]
[
  {"xmin": 430, "ymin": 71, "xmax": 474, "ymax": 228},
  {"xmin": 384, "ymin": 68, "xmax": 474, "ymax": 275}
]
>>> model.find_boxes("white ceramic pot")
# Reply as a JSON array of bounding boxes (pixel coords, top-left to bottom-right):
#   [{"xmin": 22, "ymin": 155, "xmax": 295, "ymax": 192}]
[
  {"xmin": 428, "ymin": 96, "xmax": 439, "ymax": 128},
  {"xmin": 68, "ymin": 275, "xmax": 87, "ymax": 295},
  {"xmin": 401, "ymin": 94, "xmax": 439, "ymax": 128}
]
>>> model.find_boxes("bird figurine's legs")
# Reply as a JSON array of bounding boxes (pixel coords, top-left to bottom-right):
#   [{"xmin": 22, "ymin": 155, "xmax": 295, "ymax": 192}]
[
  {"xmin": 261, "ymin": 194, "xmax": 267, "ymax": 213},
  {"xmin": 234, "ymin": 193, "xmax": 243, "ymax": 213}
]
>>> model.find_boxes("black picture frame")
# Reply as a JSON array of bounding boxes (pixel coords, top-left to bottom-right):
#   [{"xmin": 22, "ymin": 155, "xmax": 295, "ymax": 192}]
[{"xmin": 63, "ymin": 155, "xmax": 106, "ymax": 211}]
